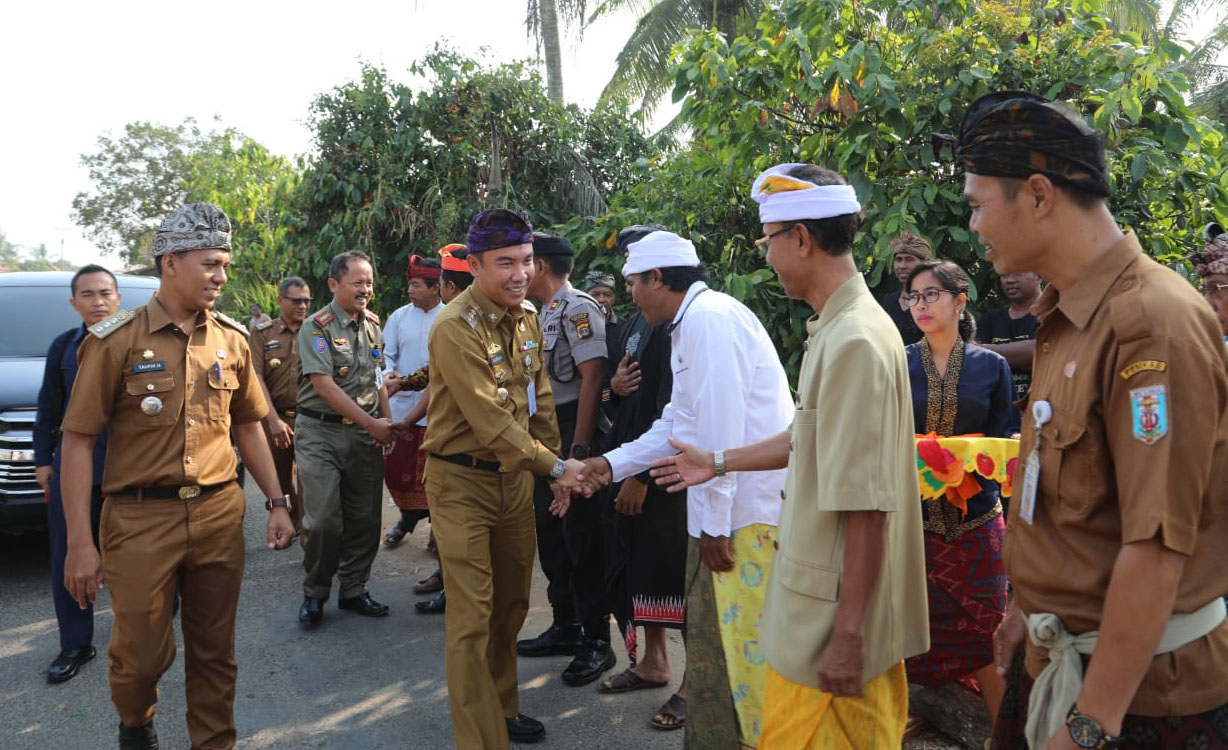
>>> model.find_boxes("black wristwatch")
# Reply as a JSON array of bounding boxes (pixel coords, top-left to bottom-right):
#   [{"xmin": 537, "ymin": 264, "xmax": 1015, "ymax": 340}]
[
  {"xmin": 265, "ymin": 494, "xmax": 292, "ymax": 512},
  {"xmin": 1066, "ymin": 704, "xmax": 1122, "ymax": 749},
  {"xmin": 570, "ymin": 444, "xmax": 591, "ymax": 460}
]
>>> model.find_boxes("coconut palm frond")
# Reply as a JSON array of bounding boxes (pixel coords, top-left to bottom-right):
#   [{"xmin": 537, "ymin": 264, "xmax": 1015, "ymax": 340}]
[
  {"xmin": 596, "ymin": 0, "xmax": 702, "ymax": 116},
  {"xmin": 1104, "ymin": 0, "xmax": 1162, "ymax": 42}
]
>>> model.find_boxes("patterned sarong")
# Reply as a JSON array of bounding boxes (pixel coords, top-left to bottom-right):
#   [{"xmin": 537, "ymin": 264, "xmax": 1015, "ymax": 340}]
[
  {"xmin": 759, "ymin": 662, "xmax": 908, "ymax": 749},
  {"xmin": 384, "ymin": 424, "xmax": 428, "ymax": 511},
  {"xmin": 684, "ymin": 524, "xmax": 775, "ymax": 749}
]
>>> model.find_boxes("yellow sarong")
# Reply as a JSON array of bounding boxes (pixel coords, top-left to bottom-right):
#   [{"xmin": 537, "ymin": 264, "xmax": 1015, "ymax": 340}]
[
  {"xmin": 759, "ymin": 661, "xmax": 908, "ymax": 750},
  {"xmin": 710, "ymin": 523, "xmax": 776, "ymax": 746}
]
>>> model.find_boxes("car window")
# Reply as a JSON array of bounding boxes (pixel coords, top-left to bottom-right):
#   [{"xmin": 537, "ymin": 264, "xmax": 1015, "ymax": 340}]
[{"xmin": 0, "ymin": 282, "xmax": 157, "ymax": 357}]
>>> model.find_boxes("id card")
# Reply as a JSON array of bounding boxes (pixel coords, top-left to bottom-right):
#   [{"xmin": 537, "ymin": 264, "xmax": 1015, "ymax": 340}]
[
  {"xmin": 1018, "ymin": 450, "xmax": 1039, "ymax": 525},
  {"xmin": 527, "ymin": 381, "xmax": 538, "ymax": 417}
]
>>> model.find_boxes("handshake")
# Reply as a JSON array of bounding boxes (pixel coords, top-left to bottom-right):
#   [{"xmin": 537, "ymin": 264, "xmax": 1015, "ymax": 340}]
[{"xmin": 547, "ymin": 457, "xmax": 617, "ymax": 518}]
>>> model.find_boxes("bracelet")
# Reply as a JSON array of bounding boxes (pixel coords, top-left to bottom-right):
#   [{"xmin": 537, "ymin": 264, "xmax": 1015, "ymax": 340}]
[{"xmin": 714, "ymin": 450, "xmax": 727, "ymax": 477}]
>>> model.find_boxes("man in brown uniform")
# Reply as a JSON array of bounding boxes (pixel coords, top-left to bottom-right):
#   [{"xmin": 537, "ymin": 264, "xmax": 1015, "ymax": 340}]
[
  {"xmin": 951, "ymin": 93, "xmax": 1228, "ymax": 750},
  {"xmin": 421, "ymin": 209, "xmax": 586, "ymax": 748},
  {"xmin": 60, "ymin": 202, "xmax": 294, "ymax": 750},
  {"xmin": 249, "ymin": 276, "xmax": 311, "ymax": 531}
]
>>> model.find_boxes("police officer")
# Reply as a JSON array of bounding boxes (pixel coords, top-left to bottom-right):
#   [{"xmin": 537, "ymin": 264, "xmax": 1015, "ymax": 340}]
[
  {"xmin": 517, "ymin": 232, "xmax": 615, "ymax": 685},
  {"xmin": 60, "ymin": 203, "xmax": 294, "ymax": 750},
  {"xmin": 421, "ymin": 209, "xmax": 586, "ymax": 748},
  {"xmin": 249, "ymin": 276, "xmax": 311, "ymax": 531},
  {"xmin": 295, "ymin": 250, "xmax": 396, "ymax": 626}
]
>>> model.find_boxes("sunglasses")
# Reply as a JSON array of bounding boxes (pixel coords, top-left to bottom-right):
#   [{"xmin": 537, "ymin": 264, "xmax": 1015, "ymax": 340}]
[{"xmin": 283, "ymin": 297, "xmax": 313, "ymax": 306}]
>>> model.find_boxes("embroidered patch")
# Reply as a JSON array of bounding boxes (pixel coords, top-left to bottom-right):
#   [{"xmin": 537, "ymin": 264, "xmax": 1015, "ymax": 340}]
[
  {"xmin": 313, "ymin": 336, "xmax": 327, "ymax": 354},
  {"xmin": 570, "ymin": 312, "xmax": 592, "ymax": 340},
  {"xmin": 461, "ymin": 305, "xmax": 481, "ymax": 328},
  {"xmin": 332, "ymin": 337, "xmax": 348, "ymax": 347},
  {"xmin": 132, "ymin": 361, "xmax": 166, "ymax": 373},
  {"xmin": 1130, "ymin": 385, "xmax": 1169, "ymax": 445},
  {"xmin": 1120, "ymin": 360, "xmax": 1168, "ymax": 380},
  {"xmin": 265, "ymin": 340, "xmax": 281, "ymax": 349}
]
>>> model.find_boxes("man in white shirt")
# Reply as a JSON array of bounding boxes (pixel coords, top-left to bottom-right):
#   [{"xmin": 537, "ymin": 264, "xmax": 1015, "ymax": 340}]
[
  {"xmin": 380, "ymin": 255, "xmax": 443, "ymax": 546},
  {"xmin": 581, "ymin": 231, "xmax": 793, "ymax": 748}
]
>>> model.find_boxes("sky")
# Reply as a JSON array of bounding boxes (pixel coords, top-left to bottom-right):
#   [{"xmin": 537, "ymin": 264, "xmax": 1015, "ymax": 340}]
[{"xmin": 0, "ymin": 0, "xmax": 646, "ymax": 268}]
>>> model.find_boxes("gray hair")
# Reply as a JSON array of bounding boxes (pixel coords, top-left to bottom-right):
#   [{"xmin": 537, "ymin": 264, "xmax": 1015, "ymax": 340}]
[{"xmin": 278, "ymin": 276, "xmax": 309, "ymax": 296}]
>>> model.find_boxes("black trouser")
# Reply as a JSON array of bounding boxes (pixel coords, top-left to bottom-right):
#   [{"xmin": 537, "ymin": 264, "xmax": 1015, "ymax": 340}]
[{"xmin": 533, "ymin": 400, "xmax": 610, "ymax": 640}]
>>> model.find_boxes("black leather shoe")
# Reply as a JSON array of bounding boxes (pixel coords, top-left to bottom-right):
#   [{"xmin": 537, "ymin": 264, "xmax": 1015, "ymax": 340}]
[
  {"xmin": 506, "ymin": 713, "xmax": 545, "ymax": 743},
  {"xmin": 415, "ymin": 590, "xmax": 446, "ymax": 614},
  {"xmin": 47, "ymin": 645, "xmax": 96, "ymax": 683},
  {"xmin": 118, "ymin": 721, "xmax": 159, "ymax": 749},
  {"xmin": 337, "ymin": 592, "xmax": 389, "ymax": 617},
  {"xmin": 298, "ymin": 597, "xmax": 324, "ymax": 627},
  {"xmin": 561, "ymin": 639, "xmax": 616, "ymax": 686},
  {"xmin": 516, "ymin": 621, "xmax": 582, "ymax": 657}
]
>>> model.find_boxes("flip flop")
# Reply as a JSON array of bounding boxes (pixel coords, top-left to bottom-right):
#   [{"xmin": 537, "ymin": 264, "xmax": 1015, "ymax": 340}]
[
  {"xmin": 650, "ymin": 693, "xmax": 686, "ymax": 731},
  {"xmin": 383, "ymin": 522, "xmax": 408, "ymax": 548},
  {"xmin": 413, "ymin": 569, "xmax": 444, "ymax": 594},
  {"xmin": 599, "ymin": 667, "xmax": 668, "ymax": 694}
]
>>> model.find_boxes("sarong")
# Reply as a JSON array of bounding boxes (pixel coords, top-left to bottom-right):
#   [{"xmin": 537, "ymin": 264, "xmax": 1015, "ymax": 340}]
[
  {"xmin": 684, "ymin": 524, "xmax": 775, "ymax": 749},
  {"xmin": 906, "ymin": 514, "xmax": 1007, "ymax": 692},
  {"xmin": 759, "ymin": 661, "xmax": 908, "ymax": 749},
  {"xmin": 384, "ymin": 424, "xmax": 428, "ymax": 511},
  {"xmin": 991, "ymin": 644, "xmax": 1228, "ymax": 749}
]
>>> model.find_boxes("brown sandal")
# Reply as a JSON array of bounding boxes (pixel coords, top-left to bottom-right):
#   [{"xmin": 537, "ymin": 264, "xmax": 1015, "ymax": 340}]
[
  {"xmin": 413, "ymin": 569, "xmax": 443, "ymax": 594},
  {"xmin": 600, "ymin": 668, "xmax": 668, "ymax": 694},
  {"xmin": 650, "ymin": 693, "xmax": 686, "ymax": 731}
]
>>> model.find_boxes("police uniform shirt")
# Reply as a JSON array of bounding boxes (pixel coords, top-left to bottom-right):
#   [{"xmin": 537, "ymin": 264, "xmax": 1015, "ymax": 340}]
[
  {"xmin": 61, "ymin": 295, "xmax": 267, "ymax": 494},
  {"xmin": 1005, "ymin": 231, "xmax": 1228, "ymax": 716},
  {"xmin": 539, "ymin": 282, "xmax": 607, "ymax": 405},
  {"xmin": 420, "ymin": 284, "xmax": 562, "ymax": 474},
  {"xmin": 249, "ymin": 315, "xmax": 300, "ymax": 414},
  {"xmin": 296, "ymin": 299, "xmax": 385, "ymax": 416}
]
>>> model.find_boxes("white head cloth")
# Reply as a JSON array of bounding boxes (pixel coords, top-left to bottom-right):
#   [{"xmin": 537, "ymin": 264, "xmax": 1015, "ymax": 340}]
[
  {"xmin": 751, "ymin": 163, "xmax": 862, "ymax": 223},
  {"xmin": 622, "ymin": 231, "xmax": 701, "ymax": 277}
]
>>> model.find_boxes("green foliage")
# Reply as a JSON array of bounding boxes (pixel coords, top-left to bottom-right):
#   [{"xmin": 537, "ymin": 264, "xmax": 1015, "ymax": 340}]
[
  {"xmin": 295, "ymin": 49, "xmax": 664, "ymax": 316},
  {"xmin": 0, "ymin": 232, "xmax": 75, "ymax": 273},
  {"xmin": 573, "ymin": 0, "xmax": 1228, "ymax": 377}
]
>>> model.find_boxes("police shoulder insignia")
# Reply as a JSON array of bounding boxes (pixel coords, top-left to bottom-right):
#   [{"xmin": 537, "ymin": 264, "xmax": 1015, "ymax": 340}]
[
  {"xmin": 87, "ymin": 308, "xmax": 139, "ymax": 339},
  {"xmin": 549, "ymin": 299, "xmax": 561, "ymax": 312},
  {"xmin": 1119, "ymin": 360, "xmax": 1168, "ymax": 380},
  {"xmin": 212, "ymin": 310, "xmax": 249, "ymax": 335},
  {"xmin": 252, "ymin": 318, "xmax": 274, "ymax": 332},
  {"xmin": 461, "ymin": 305, "xmax": 481, "ymax": 329},
  {"xmin": 1130, "ymin": 385, "xmax": 1169, "ymax": 445},
  {"xmin": 313, "ymin": 309, "xmax": 335, "ymax": 326},
  {"xmin": 570, "ymin": 312, "xmax": 593, "ymax": 340},
  {"xmin": 364, "ymin": 309, "xmax": 381, "ymax": 324}
]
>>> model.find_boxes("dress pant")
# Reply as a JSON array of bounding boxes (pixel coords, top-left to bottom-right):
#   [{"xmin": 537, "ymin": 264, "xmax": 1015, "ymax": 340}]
[
  {"xmin": 532, "ymin": 400, "xmax": 576, "ymax": 624},
  {"xmin": 262, "ymin": 412, "xmax": 302, "ymax": 530},
  {"xmin": 295, "ymin": 418, "xmax": 385, "ymax": 600},
  {"xmin": 47, "ymin": 477, "xmax": 104, "ymax": 650},
  {"xmin": 426, "ymin": 457, "xmax": 535, "ymax": 750},
  {"xmin": 101, "ymin": 482, "xmax": 246, "ymax": 750}
]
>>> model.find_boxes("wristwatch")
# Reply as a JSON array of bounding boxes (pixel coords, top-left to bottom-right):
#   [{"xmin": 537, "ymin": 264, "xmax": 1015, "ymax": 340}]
[
  {"xmin": 570, "ymin": 444, "xmax": 590, "ymax": 460},
  {"xmin": 550, "ymin": 458, "xmax": 567, "ymax": 480},
  {"xmin": 714, "ymin": 450, "xmax": 727, "ymax": 477},
  {"xmin": 265, "ymin": 494, "xmax": 292, "ymax": 512},
  {"xmin": 1066, "ymin": 704, "xmax": 1122, "ymax": 749}
]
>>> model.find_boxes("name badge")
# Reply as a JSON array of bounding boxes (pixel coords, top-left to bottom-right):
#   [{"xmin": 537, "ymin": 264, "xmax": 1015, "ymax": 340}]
[
  {"xmin": 1019, "ymin": 400, "xmax": 1052, "ymax": 526},
  {"xmin": 527, "ymin": 381, "xmax": 538, "ymax": 417},
  {"xmin": 265, "ymin": 340, "xmax": 281, "ymax": 350},
  {"xmin": 132, "ymin": 361, "xmax": 166, "ymax": 373}
]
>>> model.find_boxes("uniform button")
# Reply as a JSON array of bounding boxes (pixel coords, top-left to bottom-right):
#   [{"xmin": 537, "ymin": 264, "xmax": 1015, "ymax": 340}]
[
  {"xmin": 188, "ymin": 419, "xmax": 195, "ymax": 426},
  {"xmin": 803, "ymin": 341, "xmax": 809, "ymax": 351},
  {"xmin": 189, "ymin": 380, "xmax": 196, "ymax": 388},
  {"xmin": 1122, "ymin": 279, "xmax": 1133, "ymax": 290},
  {"xmin": 780, "ymin": 490, "xmax": 785, "ymax": 500},
  {"xmin": 1042, "ymin": 342, "xmax": 1051, "ymax": 353},
  {"xmin": 146, "ymin": 383, "xmax": 155, "ymax": 391},
  {"xmin": 185, "ymin": 457, "xmax": 193, "ymax": 464}
]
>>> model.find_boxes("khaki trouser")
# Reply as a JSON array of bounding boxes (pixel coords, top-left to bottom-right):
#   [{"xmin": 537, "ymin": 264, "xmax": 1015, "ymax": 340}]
[
  {"xmin": 101, "ymin": 482, "xmax": 246, "ymax": 750},
  {"xmin": 295, "ymin": 417, "xmax": 385, "ymax": 600},
  {"xmin": 262, "ymin": 412, "xmax": 303, "ymax": 530},
  {"xmin": 425, "ymin": 457, "xmax": 536, "ymax": 750}
]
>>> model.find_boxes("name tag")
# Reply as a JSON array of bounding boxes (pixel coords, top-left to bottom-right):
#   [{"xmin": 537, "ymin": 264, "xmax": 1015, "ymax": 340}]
[
  {"xmin": 265, "ymin": 340, "xmax": 281, "ymax": 350},
  {"xmin": 132, "ymin": 361, "xmax": 166, "ymax": 373},
  {"xmin": 1018, "ymin": 451, "xmax": 1039, "ymax": 525},
  {"xmin": 527, "ymin": 381, "xmax": 538, "ymax": 417}
]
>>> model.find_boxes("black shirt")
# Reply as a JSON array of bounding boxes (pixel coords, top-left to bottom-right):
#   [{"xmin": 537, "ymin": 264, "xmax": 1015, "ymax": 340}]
[
  {"xmin": 880, "ymin": 289, "xmax": 923, "ymax": 346},
  {"xmin": 975, "ymin": 305, "xmax": 1040, "ymax": 401}
]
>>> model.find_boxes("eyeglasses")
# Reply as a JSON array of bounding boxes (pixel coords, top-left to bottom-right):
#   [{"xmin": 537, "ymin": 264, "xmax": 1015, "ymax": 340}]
[
  {"xmin": 1207, "ymin": 282, "xmax": 1228, "ymax": 297},
  {"xmin": 283, "ymin": 297, "xmax": 313, "ymax": 306},
  {"xmin": 754, "ymin": 225, "xmax": 795, "ymax": 250},
  {"xmin": 903, "ymin": 289, "xmax": 957, "ymax": 307}
]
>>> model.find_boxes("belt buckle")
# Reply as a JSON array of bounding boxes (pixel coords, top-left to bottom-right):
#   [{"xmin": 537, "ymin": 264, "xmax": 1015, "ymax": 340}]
[
  {"xmin": 179, "ymin": 486, "xmax": 201, "ymax": 500},
  {"xmin": 284, "ymin": 410, "xmax": 296, "ymax": 418},
  {"xmin": 342, "ymin": 417, "xmax": 354, "ymax": 425}
]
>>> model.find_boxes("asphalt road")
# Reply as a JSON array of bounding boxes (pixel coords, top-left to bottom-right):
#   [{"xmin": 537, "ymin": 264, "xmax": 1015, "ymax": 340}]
[{"xmin": 0, "ymin": 479, "xmax": 687, "ymax": 749}]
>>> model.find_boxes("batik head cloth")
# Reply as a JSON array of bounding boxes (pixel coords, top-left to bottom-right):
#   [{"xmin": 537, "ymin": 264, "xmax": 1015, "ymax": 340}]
[
  {"xmin": 584, "ymin": 270, "xmax": 617, "ymax": 292},
  {"xmin": 751, "ymin": 164, "xmax": 861, "ymax": 224},
  {"xmin": 622, "ymin": 231, "xmax": 701, "ymax": 277},
  {"xmin": 152, "ymin": 203, "xmax": 231, "ymax": 256},
  {"xmin": 891, "ymin": 230, "xmax": 933, "ymax": 260},
  {"xmin": 1190, "ymin": 223, "xmax": 1228, "ymax": 278},
  {"xmin": 954, "ymin": 91, "xmax": 1110, "ymax": 197},
  {"xmin": 438, "ymin": 243, "xmax": 471, "ymax": 274},
  {"xmin": 466, "ymin": 209, "xmax": 534, "ymax": 253},
  {"xmin": 406, "ymin": 254, "xmax": 441, "ymax": 282}
]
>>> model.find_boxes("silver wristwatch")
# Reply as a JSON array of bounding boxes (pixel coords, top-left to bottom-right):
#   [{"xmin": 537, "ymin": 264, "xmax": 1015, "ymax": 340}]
[{"xmin": 550, "ymin": 458, "xmax": 567, "ymax": 479}]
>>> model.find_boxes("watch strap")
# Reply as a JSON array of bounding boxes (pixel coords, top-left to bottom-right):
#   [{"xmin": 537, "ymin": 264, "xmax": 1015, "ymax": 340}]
[{"xmin": 266, "ymin": 494, "xmax": 291, "ymax": 512}]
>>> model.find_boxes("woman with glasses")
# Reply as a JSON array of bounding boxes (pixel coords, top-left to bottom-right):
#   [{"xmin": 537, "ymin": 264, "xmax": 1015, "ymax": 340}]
[{"xmin": 900, "ymin": 260, "xmax": 1015, "ymax": 737}]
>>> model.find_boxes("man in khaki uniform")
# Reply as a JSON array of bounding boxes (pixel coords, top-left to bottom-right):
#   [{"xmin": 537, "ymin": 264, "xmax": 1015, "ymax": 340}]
[
  {"xmin": 951, "ymin": 93, "xmax": 1228, "ymax": 750},
  {"xmin": 421, "ymin": 209, "xmax": 586, "ymax": 749},
  {"xmin": 249, "ymin": 276, "xmax": 311, "ymax": 531},
  {"xmin": 295, "ymin": 251, "xmax": 396, "ymax": 626},
  {"xmin": 60, "ymin": 202, "xmax": 294, "ymax": 750}
]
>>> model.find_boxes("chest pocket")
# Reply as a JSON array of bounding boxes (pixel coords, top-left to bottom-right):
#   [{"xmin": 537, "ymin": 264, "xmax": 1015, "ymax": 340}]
[
  {"xmin": 1037, "ymin": 405, "xmax": 1101, "ymax": 517},
  {"xmin": 125, "ymin": 372, "xmax": 178, "ymax": 428},
  {"xmin": 206, "ymin": 365, "xmax": 240, "ymax": 420}
]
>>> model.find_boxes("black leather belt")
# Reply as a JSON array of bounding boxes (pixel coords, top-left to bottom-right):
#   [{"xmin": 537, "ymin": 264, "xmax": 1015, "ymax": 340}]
[
  {"xmin": 430, "ymin": 453, "xmax": 500, "ymax": 472},
  {"xmin": 298, "ymin": 406, "xmax": 355, "ymax": 425},
  {"xmin": 121, "ymin": 480, "xmax": 233, "ymax": 501}
]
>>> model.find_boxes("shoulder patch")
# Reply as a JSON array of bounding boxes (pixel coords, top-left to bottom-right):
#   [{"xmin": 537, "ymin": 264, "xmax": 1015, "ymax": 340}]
[
  {"xmin": 1120, "ymin": 360, "xmax": 1168, "ymax": 380},
  {"xmin": 313, "ymin": 308, "xmax": 335, "ymax": 326},
  {"xmin": 252, "ymin": 318, "xmax": 274, "ymax": 331},
  {"xmin": 87, "ymin": 308, "xmax": 139, "ymax": 339},
  {"xmin": 212, "ymin": 311, "xmax": 249, "ymax": 335},
  {"xmin": 364, "ymin": 308, "xmax": 381, "ymax": 324},
  {"xmin": 570, "ymin": 312, "xmax": 593, "ymax": 340},
  {"xmin": 1130, "ymin": 385, "xmax": 1169, "ymax": 444},
  {"xmin": 462, "ymin": 305, "xmax": 482, "ymax": 328}
]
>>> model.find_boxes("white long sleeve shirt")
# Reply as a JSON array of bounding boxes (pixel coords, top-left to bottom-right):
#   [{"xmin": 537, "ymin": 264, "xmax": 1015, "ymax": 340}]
[
  {"xmin": 604, "ymin": 281, "xmax": 793, "ymax": 538},
  {"xmin": 381, "ymin": 301, "xmax": 443, "ymax": 425}
]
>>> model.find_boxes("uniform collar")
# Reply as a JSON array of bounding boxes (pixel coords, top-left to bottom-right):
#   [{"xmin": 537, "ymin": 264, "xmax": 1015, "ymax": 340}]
[
  {"xmin": 669, "ymin": 281, "xmax": 709, "ymax": 329},
  {"xmin": 146, "ymin": 293, "xmax": 206, "ymax": 333},
  {"xmin": 468, "ymin": 284, "xmax": 526, "ymax": 325},
  {"xmin": 810, "ymin": 273, "xmax": 870, "ymax": 336},
  {"xmin": 276, "ymin": 314, "xmax": 300, "ymax": 333},
  {"xmin": 1035, "ymin": 231, "xmax": 1141, "ymax": 331},
  {"xmin": 329, "ymin": 298, "xmax": 359, "ymax": 328}
]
